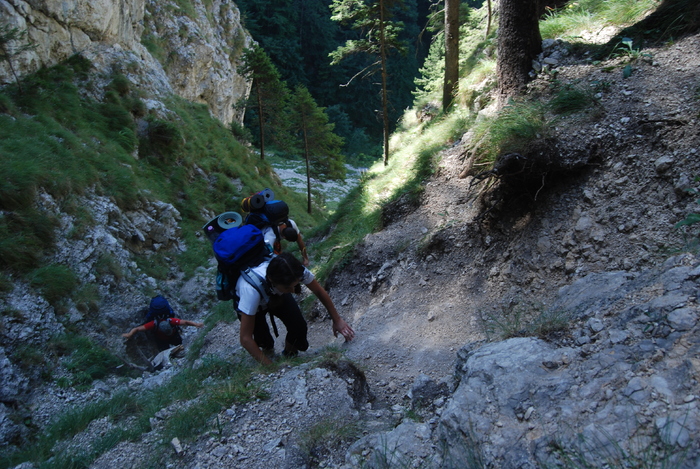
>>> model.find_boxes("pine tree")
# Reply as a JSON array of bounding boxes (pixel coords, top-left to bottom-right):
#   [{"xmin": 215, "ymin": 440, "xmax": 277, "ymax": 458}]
[
  {"xmin": 286, "ymin": 85, "xmax": 345, "ymax": 213},
  {"xmin": 237, "ymin": 45, "xmax": 289, "ymax": 160},
  {"xmin": 330, "ymin": 0, "xmax": 406, "ymax": 167}
]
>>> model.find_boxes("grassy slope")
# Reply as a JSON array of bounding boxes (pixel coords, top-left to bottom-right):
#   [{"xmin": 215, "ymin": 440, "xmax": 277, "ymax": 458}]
[{"xmin": 0, "ymin": 56, "xmax": 326, "ymax": 287}]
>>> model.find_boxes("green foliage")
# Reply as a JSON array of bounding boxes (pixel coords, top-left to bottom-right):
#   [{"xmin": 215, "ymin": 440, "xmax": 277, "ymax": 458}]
[
  {"xmin": 235, "ymin": 0, "xmax": 430, "ymax": 143},
  {"xmin": 548, "ymin": 82, "xmax": 599, "ymax": 115},
  {"xmin": 286, "ymin": 85, "xmax": 346, "ymax": 184},
  {"xmin": 0, "ymin": 349, "xmax": 268, "ymax": 468},
  {"xmin": 29, "ymin": 264, "xmax": 77, "ymax": 304},
  {"xmin": 0, "ymin": 209, "xmax": 58, "ymax": 273},
  {"xmin": 1, "ymin": 56, "xmax": 325, "ymax": 288},
  {"xmin": 238, "ymin": 45, "xmax": 290, "ymax": 159},
  {"xmin": 134, "ymin": 255, "xmax": 170, "ymax": 281},
  {"xmin": 675, "ymin": 182, "xmax": 700, "ymax": 251},
  {"xmin": 73, "ymin": 284, "xmax": 101, "ymax": 313},
  {"xmin": 330, "ymin": 0, "xmax": 408, "ymax": 164},
  {"xmin": 12, "ymin": 344, "xmax": 45, "ymax": 370},
  {"xmin": 93, "ymin": 253, "xmax": 125, "ymax": 281},
  {"xmin": 0, "ymin": 272, "xmax": 12, "ymax": 296},
  {"xmin": 48, "ymin": 334, "xmax": 123, "ymax": 387},
  {"xmin": 540, "ymin": 0, "xmax": 659, "ymax": 42},
  {"xmin": 299, "ymin": 418, "xmax": 360, "ymax": 462},
  {"xmin": 467, "ymin": 101, "xmax": 548, "ymax": 168},
  {"xmin": 230, "ymin": 119, "xmax": 253, "ymax": 143},
  {"xmin": 139, "ymin": 116, "xmax": 183, "ymax": 162}
]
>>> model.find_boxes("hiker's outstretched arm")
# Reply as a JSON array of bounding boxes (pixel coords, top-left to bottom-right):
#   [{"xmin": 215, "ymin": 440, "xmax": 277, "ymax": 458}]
[
  {"xmin": 239, "ymin": 314, "xmax": 272, "ymax": 365},
  {"xmin": 180, "ymin": 320, "xmax": 204, "ymax": 328},
  {"xmin": 306, "ymin": 279, "xmax": 355, "ymax": 342},
  {"xmin": 122, "ymin": 325, "xmax": 147, "ymax": 338},
  {"xmin": 297, "ymin": 235, "xmax": 309, "ymax": 266}
]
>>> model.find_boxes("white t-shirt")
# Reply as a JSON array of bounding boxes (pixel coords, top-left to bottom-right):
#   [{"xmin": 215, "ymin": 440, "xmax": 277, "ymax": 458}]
[{"xmin": 235, "ymin": 259, "xmax": 315, "ymax": 316}]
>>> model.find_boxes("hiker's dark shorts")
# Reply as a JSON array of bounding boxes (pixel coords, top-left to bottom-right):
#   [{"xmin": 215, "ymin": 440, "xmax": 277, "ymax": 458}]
[{"xmin": 253, "ymin": 293, "xmax": 308, "ymax": 351}]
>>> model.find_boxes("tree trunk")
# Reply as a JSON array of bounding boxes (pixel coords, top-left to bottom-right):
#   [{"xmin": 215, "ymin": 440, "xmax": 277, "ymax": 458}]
[
  {"xmin": 443, "ymin": 0, "xmax": 460, "ymax": 112},
  {"xmin": 496, "ymin": 0, "xmax": 542, "ymax": 107},
  {"xmin": 256, "ymin": 82, "xmax": 266, "ymax": 160},
  {"xmin": 380, "ymin": 0, "xmax": 390, "ymax": 167},
  {"xmin": 485, "ymin": 0, "xmax": 492, "ymax": 38},
  {"xmin": 302, "ymin": 114, "xmax": 312, "ymax": 214}
]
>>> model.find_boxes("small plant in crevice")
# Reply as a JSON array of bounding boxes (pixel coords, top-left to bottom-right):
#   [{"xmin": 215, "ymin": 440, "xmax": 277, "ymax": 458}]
[
  {"xmin": 544, "ymin": 418, "xmax": 689, "ymax": 469},
  {"xmin": 299, "ymin": 418, "xmax": 361, "ymax": 466},
  {"xmin": 674, "ymin": 179, "xmax": 700, "ymax": 252},
  {"xmin": 73, "ymin": 284, "xmax": 101, "ymax": 313},
  {"xmin": 478, "ymin": 299, "xmax": 570, "ymax": 341}
]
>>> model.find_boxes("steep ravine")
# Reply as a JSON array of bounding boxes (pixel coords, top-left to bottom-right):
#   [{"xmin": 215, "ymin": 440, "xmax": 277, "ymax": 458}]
[
  {"xmin": 160, "ymin": 31, "xmax": 699, "ymax": 468},
  {"xmin": 2, "ymin": 28, "xmax": 699, "ymax": 469}
]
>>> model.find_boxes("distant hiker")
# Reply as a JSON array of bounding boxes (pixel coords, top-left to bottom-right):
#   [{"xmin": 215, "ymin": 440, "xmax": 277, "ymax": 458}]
[
  {"xmin": 240, "ymin": 190, "xmax": 310, "ymax": 265},
  {"xmin": 237, "ymin": 252, "xmax": 354, "ymax": 365},
  {"xmin": 122, "ymin": 296, "xmax": 204, "ymax": 351},
  {"xmin": 263, "ymin": 218, "xmax": 310, "ymax": 266}
]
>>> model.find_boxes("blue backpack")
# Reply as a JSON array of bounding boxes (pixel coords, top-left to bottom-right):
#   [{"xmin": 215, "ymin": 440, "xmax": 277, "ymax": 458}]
[
  {"xmin": 145, "ymin": 295, "xmax": 175, "ymax": 322},
  {"xmin": 212, "ymin": 225, "xmax": 272, "ymax": 301}
]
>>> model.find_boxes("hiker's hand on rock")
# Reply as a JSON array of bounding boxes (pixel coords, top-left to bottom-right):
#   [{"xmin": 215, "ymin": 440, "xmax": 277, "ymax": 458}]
[
  {"xmin": 333, "ymin": 319, "xmax": 355, "ymax": 342},
  {"xmin": 195, "ymin": 322, "xmax": 204, "ymax": 328}
]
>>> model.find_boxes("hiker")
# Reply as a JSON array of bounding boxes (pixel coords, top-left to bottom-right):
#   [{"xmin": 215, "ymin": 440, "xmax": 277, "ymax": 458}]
[
  {"xmin": 237, "ymin": 252, "xmax": 354, "ymax": 365},
  {"xmin": 122, "ymin": 296, "xmax": 204, "ymax": 351},
  {"xmin": 263, "ymin": 219, "xmax": 310, "ymax": 266},
  {"xmin": 122, "ymin": 317, "xmax": 204, "ymax": 351}
]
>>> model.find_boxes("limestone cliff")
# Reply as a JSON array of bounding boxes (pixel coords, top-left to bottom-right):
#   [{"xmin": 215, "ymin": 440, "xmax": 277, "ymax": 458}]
[{"xmin": 0, "ymin": 0, "xmax": 253, "ymax": 124}]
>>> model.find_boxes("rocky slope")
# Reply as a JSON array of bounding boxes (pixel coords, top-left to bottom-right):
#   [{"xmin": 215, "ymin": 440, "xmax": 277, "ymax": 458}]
[{"xmin": 174, "ymin": 31, "xmax": 700, "ymax": 467}]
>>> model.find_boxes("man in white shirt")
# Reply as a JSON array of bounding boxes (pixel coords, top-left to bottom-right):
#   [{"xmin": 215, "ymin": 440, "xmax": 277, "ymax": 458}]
[{"xmin": 236, "ymin": 252, "xmax": 354, "ymax": 364}]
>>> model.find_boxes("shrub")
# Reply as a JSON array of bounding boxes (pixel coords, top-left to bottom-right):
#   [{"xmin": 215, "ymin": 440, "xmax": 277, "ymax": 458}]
[
  {"xmin": 468, "ymin": 100, "xmax": 549, "ymax": 169},
  {"xmin": 478, "ymin": 299, "xmax": 570, "ymax": 341},
  {"xmin": 61, "ymin": 335, "xmax": 123, "ymax": 387},
  {"xmin": 29, "ymin": 264, "xmax": 77, "ymax": 304},
  {"xmin": 108, "ymin": 74, "xmax": 131, "ymax": 96},
  {"xmin": 230, "ymin": 120, "xmax": 253, "ymax": 143},
  {"xmin": 140, "ymin": 117, "xmax": 182, "ymax": 161},
  {"xmin": 549, "ymin": 82, "xmax": 598, "ymax": 115}
]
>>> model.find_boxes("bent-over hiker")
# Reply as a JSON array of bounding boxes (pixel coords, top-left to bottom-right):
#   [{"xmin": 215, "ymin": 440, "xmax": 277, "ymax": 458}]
[
  {"xmin": 123, "ymin": 318, "xmax": 204, "ymax": 351},
  {"xmin": 122, "ymin": 296, "xmax": 204, "ymax": 351},
  {"xmin": 237, "ymin": 252, "xmax": 354, "ymax": 364}
]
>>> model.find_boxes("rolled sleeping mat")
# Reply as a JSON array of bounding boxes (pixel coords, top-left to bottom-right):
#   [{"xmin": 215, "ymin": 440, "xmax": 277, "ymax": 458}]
[
  {"xmin": 259, "ymin": 188, "xmax": 275, "ymax": 202},
  {"xmin": 217, "ymin": 211, "xmax": 242, "ymax": 229},
  {"xmin": 241, "ymin": 190, "xmax": 273, "ymax": 212},
  {"xmin": 202, "ymin": 212, "xmax": 242, "ymax": 243}
]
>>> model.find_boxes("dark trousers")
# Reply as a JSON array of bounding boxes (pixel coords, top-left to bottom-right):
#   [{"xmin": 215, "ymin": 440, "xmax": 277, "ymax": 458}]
[
  {"xmin": 151, "ymin": 331, "xmax": 182, "ymax": 351},
  {"xmin": 253, "ymin": 293, "xmax": 308, "ymax": 352}
]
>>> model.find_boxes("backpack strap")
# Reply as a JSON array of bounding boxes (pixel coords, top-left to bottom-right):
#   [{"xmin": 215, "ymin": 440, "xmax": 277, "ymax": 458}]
[
  {"xmin": 240, "ymin": 268, "xmax": 278, "ymax": 338},
  {"xmin": 240, "ymin": 268, "xmax": 270, "ymax": 304}
]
